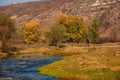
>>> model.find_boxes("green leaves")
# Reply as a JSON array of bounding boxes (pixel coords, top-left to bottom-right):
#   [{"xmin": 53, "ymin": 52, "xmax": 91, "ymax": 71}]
[
  {"xmin": 48, "ymin": 24, "xmax": 68, "ymax": 46},
  {"xmin": 89, "ymin": 19, "xmax": 99, "ymax": 43}
]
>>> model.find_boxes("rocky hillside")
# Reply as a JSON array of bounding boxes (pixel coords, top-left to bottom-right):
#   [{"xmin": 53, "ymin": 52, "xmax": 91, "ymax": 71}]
[{"xmin": 0, "ymin": 0, "xmax": 120, "ymax": 42}]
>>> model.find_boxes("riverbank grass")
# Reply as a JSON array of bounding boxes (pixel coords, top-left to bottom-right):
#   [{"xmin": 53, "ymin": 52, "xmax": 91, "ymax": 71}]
[
  {"xmin": 0, "ymin": 52, "xmax": 8, "ymax": 59},
  {"xmin": 38, "ymin": 51, "xmax": 120, "ymax": 80}
]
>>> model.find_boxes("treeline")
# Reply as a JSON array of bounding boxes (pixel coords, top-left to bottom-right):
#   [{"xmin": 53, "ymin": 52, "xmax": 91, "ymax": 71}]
[
  {"xmin": 0, "ymin": 13, "xmax": 99, "ymax": 51},
  {"xmin": 22, "ymin": 13, "xmax": 99, "ymax": 46}
]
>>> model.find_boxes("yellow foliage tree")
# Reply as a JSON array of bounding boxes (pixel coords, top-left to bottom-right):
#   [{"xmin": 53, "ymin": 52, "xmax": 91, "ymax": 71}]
[
  {"xmin": 55, "ymin": 13, "xmax": 88, "ymax": 43},
  {"xmin": 23, "ymin": 20, "xmax": 40, "ymax": 44}
]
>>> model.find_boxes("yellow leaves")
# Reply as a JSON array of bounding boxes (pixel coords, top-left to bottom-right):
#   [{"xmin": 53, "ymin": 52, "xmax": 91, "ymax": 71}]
[
  {"xmin": 65, "ymin": 15, "xmax": 76, "ymax": 25},
  {"xmin": 55, "ymin": 13, "xmax": 64, "ymax": 19},
  {"xmin": 55, "ymin": 13, "xmax": 68, "ymax": 24},
  {"xmin": 55, "ymin": 13, "xmax": 77, "ymax": 25},
  {"xmin": 24, "ymin": 34, "xmax": 36, "ymax": 44},
  {"xmin": 25, "ymin": 20, "xmax": 39, "ymax": 29},
  {"xmin": 55, "ymin": 13, "xmax": 88, "ymax": 42},
  {"xmin": 23, "ymin": 20, "xmax": 40, "ymax": 44}
]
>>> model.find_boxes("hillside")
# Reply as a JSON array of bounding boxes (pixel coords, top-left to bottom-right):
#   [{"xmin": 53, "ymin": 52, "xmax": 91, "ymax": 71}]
[{"xmin": 0, "ymin": 0, "xmax": 120, "ymax": 42}]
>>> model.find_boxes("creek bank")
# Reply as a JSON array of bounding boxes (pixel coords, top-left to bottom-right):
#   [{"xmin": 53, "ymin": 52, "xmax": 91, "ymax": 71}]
[{"xmin": 0, "ymin": 57, "xmax": 62, "ymax": 80}]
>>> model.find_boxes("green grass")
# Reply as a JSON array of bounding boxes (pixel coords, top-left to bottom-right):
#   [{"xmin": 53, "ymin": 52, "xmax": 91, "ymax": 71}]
[
  {"xmin": 15, "ymin": 55, "xmax": 23, "ymax": 59},
  {"xmin": 38, "ymin": 52, "xmax": 120, "ymax": 80},
  {"xmin": 84, "ymin": 69, "xmax": 120, "ymax": 80}
]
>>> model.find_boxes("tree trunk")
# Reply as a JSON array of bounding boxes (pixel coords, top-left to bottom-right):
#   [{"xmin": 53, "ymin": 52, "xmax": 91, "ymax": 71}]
[{"xmin": 87, "ymin": 35, "xmax": 91, "ymax": 47}]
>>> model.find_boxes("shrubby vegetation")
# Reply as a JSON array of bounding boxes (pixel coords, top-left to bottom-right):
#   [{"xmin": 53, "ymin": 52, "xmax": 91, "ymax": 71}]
[
  {"xmin": 21, "ymin": 13, "xmax": 99, "ymax": 45},
  {"xmin": 47, "ymin": 13, "xmax": 99, "ymax": 45},
  {"xmin": 23, "ymin": 20, "xmax": 40, "ymax": 44},
  {"xmin": 89, "ymin": 19, "xmax": 99, "ymax": 43},
  {"xmin": 47, "ymin": 24, "xmax": 68, "ymax": 47},
  {"xmin": 0, "ymin": 13, "xmax": 100, "ymax": 52},
  {"xmin": 55, "ymin": 13, "xmax": 88, "ymax": 43},
  {"xmin": 88, "ymin": 19, "xmax": 99, "ymax": 44},
  {"xmin": 0, "ymin": 13, "xmax": 16, "ymax": 52}
]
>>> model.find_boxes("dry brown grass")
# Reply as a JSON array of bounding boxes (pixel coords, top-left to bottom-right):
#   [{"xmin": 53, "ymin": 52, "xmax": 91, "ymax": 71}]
[
  {"xmin": 17, "ymin": 43, "xmax": 120, "ymax": 57},
  {"xmin": 0, "ymin": 52, "xmax": 8, "ymax": 59},
  {"xmin": 39, "ymin": 43, "xmax": 120, "ymax": 80}
]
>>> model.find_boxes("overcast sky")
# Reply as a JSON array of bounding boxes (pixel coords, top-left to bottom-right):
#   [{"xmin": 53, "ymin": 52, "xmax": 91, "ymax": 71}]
[{"xmin": 0, "ymin": 0, "xmax": 40, "ymax": 6}]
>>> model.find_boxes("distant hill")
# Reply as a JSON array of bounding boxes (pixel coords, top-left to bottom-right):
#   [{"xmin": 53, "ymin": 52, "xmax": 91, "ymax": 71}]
[{"xmin": 0, "ymin": 0, "xmax": 120, "ymax": 42}]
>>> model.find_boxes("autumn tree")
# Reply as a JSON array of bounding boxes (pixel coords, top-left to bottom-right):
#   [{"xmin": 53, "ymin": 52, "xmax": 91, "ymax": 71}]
[
  {"xmin": 23, "ymin": 20, "xmax": 40, "ymax": 44},
  {"xmin": 89, "ymin": 19, "xmax": 99, "ymax": 43},
  {"xmin": 0, "ymin": 13, "xmax": 16, "ymax": 51},
  {"xmin": 55, "ymin": 13, "xmax": 88, "ymax": 43},
  {"xmin": 47, "ymin": 24, "xmax": 68, "ymax": 47}
]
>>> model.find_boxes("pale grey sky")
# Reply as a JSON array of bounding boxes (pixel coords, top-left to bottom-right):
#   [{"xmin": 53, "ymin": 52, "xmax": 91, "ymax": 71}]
[{"xmin": 0, "ymin": 0, "xmax": 40, "ymax": 6}]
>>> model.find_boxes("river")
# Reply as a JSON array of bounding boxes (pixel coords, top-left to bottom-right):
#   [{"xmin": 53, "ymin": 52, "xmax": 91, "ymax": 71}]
[{"xmin": 0, "ymin": 57, "xmax": 61, "ymax": 80}]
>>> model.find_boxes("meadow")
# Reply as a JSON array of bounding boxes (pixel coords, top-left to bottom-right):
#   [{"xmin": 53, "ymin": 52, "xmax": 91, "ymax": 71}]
[{"xmin": 38, "ymin": 43, "xmax": 120, "ymax": 80}]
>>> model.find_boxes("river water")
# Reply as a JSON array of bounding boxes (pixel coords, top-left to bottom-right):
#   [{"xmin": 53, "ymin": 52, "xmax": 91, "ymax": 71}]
[{"xmin": 0, "ymin": 57, "xmax": 61, "ymax": 80}]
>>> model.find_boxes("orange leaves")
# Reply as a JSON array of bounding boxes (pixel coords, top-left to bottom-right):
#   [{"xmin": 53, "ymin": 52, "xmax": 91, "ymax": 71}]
[
  {"xmin": 23, "ymin": 20, "xmax": 40, "ymax": 44},
  {"xmin": 25, "ymin": 20, "xmax": 39, "ymax": 29}
]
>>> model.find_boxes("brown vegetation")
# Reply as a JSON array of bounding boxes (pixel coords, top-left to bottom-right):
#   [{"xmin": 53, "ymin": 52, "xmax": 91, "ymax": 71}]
[
  {"xmin": 0, "ymin": 13, "xmax": 16, "ymax": 52},
  {"xmin": 39, "ymin": 43, "xmax": 120, "ymax": 80}
]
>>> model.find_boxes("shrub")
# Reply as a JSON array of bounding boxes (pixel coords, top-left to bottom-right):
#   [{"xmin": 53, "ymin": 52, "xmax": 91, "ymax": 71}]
[
  {"xmin": 23, "ymin": 20, "xmax": 40, "ymax": 44},
  {"xmin": 0, "ymin": 13, "xmax": 16, "ymax": 52}
]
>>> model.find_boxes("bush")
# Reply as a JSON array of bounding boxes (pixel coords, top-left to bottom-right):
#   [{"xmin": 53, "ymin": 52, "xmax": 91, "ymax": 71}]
[{"xmin": 0, "ymin": 13, "xmax": 16, "ymax": 52}]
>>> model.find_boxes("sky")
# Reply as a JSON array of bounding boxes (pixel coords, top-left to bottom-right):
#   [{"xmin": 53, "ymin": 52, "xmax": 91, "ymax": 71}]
[{"xmin": 0, "ymin": 0, "xmax": 40, "ymax": 6}]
